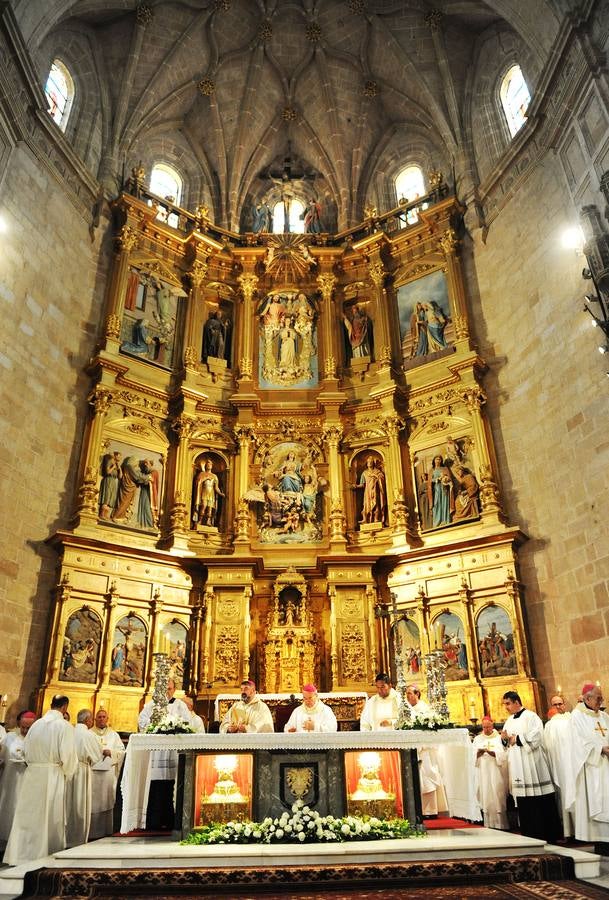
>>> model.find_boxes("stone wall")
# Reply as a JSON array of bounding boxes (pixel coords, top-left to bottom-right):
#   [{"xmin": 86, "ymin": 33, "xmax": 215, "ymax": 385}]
[
  {"xmin": 0, "ymin": 142, "xmax": 108, "ymax": 715},
  {"xmin": 469, "ymin": 151, "xmax": 609, "ymax": 702}
]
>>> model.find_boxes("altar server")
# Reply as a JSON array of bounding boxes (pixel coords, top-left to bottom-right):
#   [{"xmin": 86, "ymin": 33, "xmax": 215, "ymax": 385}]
[
  {"xmin": 567, "ymin": 682, "xmax": 609, "ymax": 842},
  {"xmin": 406, "ymin": 683, "xmax": 448, "ymax": 816},
  {"xmin": 3, "ymin": 695, "xmax": 78, "ymax": 865},
  {"xmin": 472, "ymin": 716, "xmax": 509, "ymax": 829},
  {"xmin": 284, "ymin": 684, "xmax": 338, "ymax": 733},
  {"xmin": 66, "ymin": 709, "xmax": 105, "ymax": 847},
  {"xmin": 0, "ymin": 711, "xmax": 36, "ymax": 843},
  {"xmin": 220, "ymin": 680, "xmax": 274, "ymax": 733},
  {"xmin": 360, "ymin": 672, "xmax": 400, "ymax": 731},
  {"xmin": 543, "ymin": 695, "xmax": 574, "ymax": 837},
  {"xmin": 501, "ymin": 690, "xmax": 561, "ymax": 841},
  {"xmin": 90, "ymin": 708, "xmax": 125, "ymax": 840}
]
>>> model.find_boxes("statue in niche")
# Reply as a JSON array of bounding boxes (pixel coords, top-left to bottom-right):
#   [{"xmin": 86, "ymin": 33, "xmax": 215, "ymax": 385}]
[
  {"xmin": 452, "ymin": 465, "xmax": 480, "ymax": 522},
  {"xmin": 112, "ymin": 456, "xmax": 158, "ymax": 529},
  {"xmin": 353, "ymin": 454, "xmax": 387, "ymax": 527},
  {"xmin": 280, "ymin": 589, "xmax": 302, "ymax": 626},
  {"xmin": 192, "ymin": 457, "xmax": 225, "ymax": 528},
  {"xmin": 414, "ymin": 437, "xmax": 479, "ymax": 532},
  {"xmin": 99, "ymin": 451, "xmax": 122, "ymax": 519},
  {"xmin": 428, "ymin": 454, "xmax": 455, "ymax": 528},
  {"xmin": 258, "ymin": 292, "xmax": 317, "ymax": 387},
  {"xmin": 252, "ymin": 201, "xmax": 272, "ymax": 233},
  {"xmin": 202, "ymin": 309, "xmax": 231, "ymax": 363},
  {"xmin": 303, "ymin": 198, "xmax": 323, "ymax": 233},
  {"xmin": 244, "ymin": 442, "xmax": 325, "ymax": 544},
  {"xmin": 343, "ymin": 304, "xmax": 373, "ymax": 362}
]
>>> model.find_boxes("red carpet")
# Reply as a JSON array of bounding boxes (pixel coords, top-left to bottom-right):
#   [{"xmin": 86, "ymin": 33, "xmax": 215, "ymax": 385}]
[{"xmin": 423, "ymin": 816, "xmax": 482, "ymax": 830}]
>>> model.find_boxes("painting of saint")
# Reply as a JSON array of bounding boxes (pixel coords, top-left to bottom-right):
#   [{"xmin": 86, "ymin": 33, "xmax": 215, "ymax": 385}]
[
  {"xmin": 109, "ymin": 615, "xmax": 148, "ymax": 686},
  {"xmin": 243, "ymin": 441, "xmax": 325, "ymax": 544},
  {"xmin": 257, "ymin": 292, "xmax": 318, "ymax": 388},
  {"xmin": 391, "ymin": 617, "xmax": 422, "ymax": 684},
  {"xmin": 476, "ymin": 607, "xmax": 517, "ymax": 678},
  {"xmin": 158, "ymin": 620, "xmax": 188, "ymax": 690},
  {"xmin": 98, "ymin": 439, "xmax": 163, "ymax": 532},
  {"xmin": 413, "ymin": 436, "xmax": 479, "ymax": 532},
  {"xmin": 59, "ymin": 608, "xmax": 102, "ymax": 684},
  {"xmin": 396, "ymin": 270, "xmax": 454, "ymax": 368},
  {"xmin": 121, "ymin": 266, "xmax": 186, "ymax": 370},
  {"xmin": 432, "ymin": 612, "xmax": 468, "ymax": 681}
]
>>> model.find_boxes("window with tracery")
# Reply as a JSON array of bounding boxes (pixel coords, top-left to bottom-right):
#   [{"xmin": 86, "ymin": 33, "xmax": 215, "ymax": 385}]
[
  {"xmin": 149, "ymin": 164, "xmax": 183, "ymax": 227},
  {"xmin": 500, "ymin": 65, "xmax": 531, "ymax": 137},
  {"xmin": 273, "ymin": 198, "xmax": 305, "ymax": 234},
  {"xmin": 45, "ymin": 59, "xmax": 75, "ymax": 131}
]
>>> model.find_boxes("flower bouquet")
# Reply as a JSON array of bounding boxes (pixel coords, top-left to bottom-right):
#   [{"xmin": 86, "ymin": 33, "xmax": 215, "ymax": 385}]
[
  {"xmin": 145, "ymin": 716, "xmax": 195, "ymax": 735},
  {"xmin": 397, "ymin": 709, "xmax": 455, "ymax": 731},
  {"xmin": 182, "ymin": 799, "xmax": 423, "ymax": 846}
]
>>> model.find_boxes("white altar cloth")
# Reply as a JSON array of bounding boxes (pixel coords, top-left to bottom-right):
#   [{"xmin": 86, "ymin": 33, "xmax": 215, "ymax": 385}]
[{"xmin": 120, "ymin": 729, "xmax": 475, "ymax": 833}]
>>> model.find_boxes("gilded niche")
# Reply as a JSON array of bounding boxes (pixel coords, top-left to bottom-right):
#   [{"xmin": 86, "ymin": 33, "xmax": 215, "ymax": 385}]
[{"xmin": 257, "ymin": 291, "xmax": 318, "ymax": 388}]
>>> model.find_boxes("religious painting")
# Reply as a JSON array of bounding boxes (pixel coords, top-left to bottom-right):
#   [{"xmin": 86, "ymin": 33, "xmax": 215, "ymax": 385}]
[
  {"xmin": 98, "ymin": 439, "xmax": 164, "ymax": 531},
  {"xmin": 476, "ymin": 606, "xmax": 517, "ymax": 678},
  {"xmin": 245, "ymin": 441, "xmax": 325, "ymax": 544},
  {"xmin": 431, "ymin": 611, "xmax": 468, "ymax": 681},
  {"xmin": 413, "ymin": 435, "xmax": 479, "ymax": 531},
  {"xmin": 158, "ymin": 620, "xmax": 188, "ymax": 690},
  {"xmin": 391, "ymin": 617, "xmax": 422, "ymax": 683},
  {"xmin": 120, "ymin": 266, "xmax": 186, "ymax": 370},
  {"xmin": 396, "ymin": 270, "xmax": 455, "ymax": 368},
  {"xmin": 342, "ymin": 301, "xmax": 374, "ymax": 364},
  {"xmin": 190, "ymin": 453, "xmax": 226, "ymax": 531},
  {"xmin": 59, "ymin": 607, "xmax": 102, "ymax": 684},
  {"xmin": 351, "ymin": 450, "xmax": 388, "ymax": 529},
  {"xmin": 109, "ymin": 614, "xmax": 148, "ymax": 686},
  {"xmin": 257, "ymin": 291, "xmax": 319, "ymax": 389},
  {"xmin": 201, "ymin": 302, "xmax": 232, "ymax": 367},
  {"xmin": 194, "ymin": 753, "xmax": 253, "ymax": 825},
  {"xmin": 345, "ymin": 751, "xmax": 403, "ymax": 819}
]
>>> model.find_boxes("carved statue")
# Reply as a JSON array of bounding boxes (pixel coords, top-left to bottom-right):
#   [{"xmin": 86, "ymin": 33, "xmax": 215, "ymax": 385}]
[
  {"xmin": 99, "ymin": 451, "xmax": 122, "ymax": 519},
  {"xmin": 193, "ymin": 458, "xmax": 225, "ymax": 528},
  {"xmin": 202, "ymin": 310, "xmax": 231, "ymax": 363},
  {"xmin": 353, "ymin": 455, "xmax": 387, "ymax": 526},
  {"xmin": 343, "ymin": 304, "xmax": 373, "ymax": 361},
  {"xmin": 303, "ymin": 198, "xmax": 323, "ymax": 233},
  {"xmin": 252, "ymin": 201, "xmax": 272, "ymax": 233}
]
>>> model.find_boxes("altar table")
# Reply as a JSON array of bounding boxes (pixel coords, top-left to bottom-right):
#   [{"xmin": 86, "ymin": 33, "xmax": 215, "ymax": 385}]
[{"xmin": 120, "ymin": 729, "xmax": 477, "ymax": 837}]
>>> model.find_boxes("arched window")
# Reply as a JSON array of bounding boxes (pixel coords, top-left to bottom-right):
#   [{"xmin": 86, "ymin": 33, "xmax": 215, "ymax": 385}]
[
  {"xmin": 394, "ymin": 165, "xmax": 427, "ymax": 224},
  {"xmin": 273, "ymin": 198, "xmax": 305, "ymax": 234},
  {"xmin": 45, "ymin": 59, "xmax": 75, "ymax": 131},
  {"xmin": 149, "ymin": 163, "xmax": 183, "ymax": 227},
  {"xmin": 500, "ymin": 64, "xmax": 531, "ymax": 137}
]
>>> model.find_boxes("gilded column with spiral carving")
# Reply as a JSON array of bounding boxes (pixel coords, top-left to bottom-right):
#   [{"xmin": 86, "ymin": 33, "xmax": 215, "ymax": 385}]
[
  {"xmin": 461, "ymin": 387, "xmax": 504, "ymax": 523},
  {"xmin": 317, "ymin": 272, "xmax": 337, "ymax": 379},
  {"xmin": 367, "ymin": 260, "xmax": 392, "ymax": 367},
  {"xmin": 183, "ymin": 258, "xmax": 209, "ymax": 373},
  {"xmin": 74, "ymin": 387, "xmax": 114, "ymax": 527},
  {"xmin": 237, "ymin": 273, "xmax": 258, "ymax": 381},
  {"xmin": 103, "ymin": 223, "xmax": 139, "ymax": 350},
  {"xmin": 45, "ymin": 575, "xmax": 73, "ymax": 686},
  {"xmin": 438, "ymin": 227, "xmax": 470, "ymax": 342},
  {"xmin": 167, "ymin": 414, "xmax": 197, "ymax": 546},
  {"xmin": 323, "ymin": 424, "xmax": 346, "ymax": 545}
]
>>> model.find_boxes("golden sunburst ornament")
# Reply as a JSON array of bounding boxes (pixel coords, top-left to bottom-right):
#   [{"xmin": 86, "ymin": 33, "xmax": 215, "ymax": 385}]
[{"xmin": 265, "ymin": 234, "xmax": 315, "ymax": 282}]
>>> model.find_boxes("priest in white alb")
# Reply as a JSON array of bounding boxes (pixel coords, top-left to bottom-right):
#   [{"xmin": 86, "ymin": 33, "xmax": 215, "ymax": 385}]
[
  {"xmin": 0, "ymin": 711, "xmax": 36, "ymax": 843},
  {"xmin": 360, "ymin": 673, "xmax": 399, "ymax": 731},
  {"xmin": 406, "ymin": 683, "xmax": 447, "ymax": 816},
  {"xmin": 184, "ymin": 696, "xmax": 206, "ymax": 733},
  {"xmin": 220, "ymin": 680, "xmax": 274, "ymax": 733},
  {"xmin": 284, "ymin": 684, "xmax": 338, "ymax": 733},
  {"xmin": 66, "ymin": 709, "xmax": 106, "ymax": 847},
  {"xmin": 567, "ymin": 682, "xmax": 609, "ymax": 843},
  {"xmin": 3, "ymin": 695, "xmax": 78, "ymax": 865},
  {"xmin": 472, "ymin": 716, "xmax": 509, "ymax": 829},
  {"xmin": 90, "ymin": 708, "xmax": 125, "ymax": 840},
  {"xmin": 543, "ymin": 694, "xmax": 574, "ymax": 837}
]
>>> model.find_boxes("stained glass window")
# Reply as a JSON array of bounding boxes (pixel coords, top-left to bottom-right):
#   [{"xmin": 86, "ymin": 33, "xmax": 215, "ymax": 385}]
[
  {"xmin": 45, "ymin": 60, "xmax": 74, "ymax": 131},
  {"xmin": 500, "ymin": 65, "xmax": 531, "ymax": 137}
]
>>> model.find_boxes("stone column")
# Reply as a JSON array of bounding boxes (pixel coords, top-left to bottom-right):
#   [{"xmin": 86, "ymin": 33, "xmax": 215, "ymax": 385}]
[
  {"xmin": 317, "ymin": 273, "xmax": 337, "ymax": 380},
  {"xmin": 323, "ymin": 424, "xmax": 346, "ymax": 548},
  {"xmin": 236, "ymin": 274, "xmax": 258, "ymax": 383}
]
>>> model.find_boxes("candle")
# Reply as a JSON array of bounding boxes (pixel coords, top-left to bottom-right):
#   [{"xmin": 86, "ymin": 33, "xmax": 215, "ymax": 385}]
[
  {"xmin": 469, "ymin": 696, "xmax": 476, "ymax": 718},
  {"xmin": 556, "ymin": 684, "xmax": 561, "ymax": 693}
]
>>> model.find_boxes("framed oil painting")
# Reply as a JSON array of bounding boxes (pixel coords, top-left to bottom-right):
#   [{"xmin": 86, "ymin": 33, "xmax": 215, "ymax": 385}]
[
  {"xmin": 431, "ymin": 611, "xmax": 468, "ymax": 680},
  {"xmin": 391, "ymin": 617, "xmax": 422, "ymax": 683},
  {"xmin": 476, "ymin": 606, "xmax": 518, "ymax": 678},
  {"xmin": 158, "ymin": 620, "xmax": 188, "ymax": 690},
  {"xmin": 257, "ymin": 291, "xmax": 319, "ymax": 389},
  {"xmin": 413, "ymin": 435, "xmax": 479, "ymax": 531},
  {"xmin": 59, "ymin": 608, "xmax": 102, "ymax": 684},
  {"xmin": 98, "ymin": 439, "xmax": 164, "ymax": 531},
  {"xmin": 397, "ymin": 270, "xmax": 455, "ymax": 368},
  {"xmin": 109, "ymin": 614, "xmax": 148, "ymax": 686},
  {"xmin": 120, "ymin": 266, "xmax": 186, "ymax": 370}
]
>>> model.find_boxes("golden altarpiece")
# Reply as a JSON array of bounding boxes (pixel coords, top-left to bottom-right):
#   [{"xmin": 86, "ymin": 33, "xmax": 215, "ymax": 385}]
[{"xmin": 39, "ymin": 176, "xmax": 541, "ymax": 731}]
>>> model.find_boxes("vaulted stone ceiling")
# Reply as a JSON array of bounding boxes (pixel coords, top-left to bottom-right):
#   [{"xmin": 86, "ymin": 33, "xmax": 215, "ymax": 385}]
[{"xmin": 11, "ymin": 0, "xmax": 566, "ymax": 229}]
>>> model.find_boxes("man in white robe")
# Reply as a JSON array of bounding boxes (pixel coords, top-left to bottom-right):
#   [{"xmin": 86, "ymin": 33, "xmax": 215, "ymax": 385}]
[
  {"xmin": 138, "ymin": 679, "xmax": 190, "ymax": 830},
  {"xmin": 220, "ymin": 680, "xmax": 274, "ymax": 733},
  {"xmin": 567, "ymin": 682, "xmax": 609, "ymax": 843},
  {"xmin": 66, "ymin": 709, "xmax": 105, "ymax": 847},
  {"xmin": 3, "ymin": 695, "xmax": 78, "ymax": 865},
  {"xmin": 360, "ymin": 673, "xmax": 400, "ymax": 731},
  {"xmin": 501, "ymin": 690, "xmax": 561, "ymax": 841},
  {"xmin": 0, "ymin": 711, "xmax": 36, "ymax": 843},
  {"xmin": 284, "ymin": 684, "xmax": 338, "ymax": 733},
  {"xmin": 184, "ymin": 696, "xmax": 206, "ymax": 733},
  {"xmin": 543, "ymin": 695, "xmax": 574, "ymax": 837},
  {"xmin": 89, "ymin": 709, "xmax": 125, "ymax": 840},
  {"xmin": 407, "ymin": 683, "xmax": 447, "ymax": 816},
  {"xmin": 472, "ymin": 716, "xmax": 509, "ymax": 829}
]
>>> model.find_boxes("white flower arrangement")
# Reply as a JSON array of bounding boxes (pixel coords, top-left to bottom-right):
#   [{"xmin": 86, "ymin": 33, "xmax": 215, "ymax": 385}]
[
  {"xmin": 397, "ymin": 709, "xmax": 454, "ymax": 731},
  {"xmin": 145, "ymin": 716, "xmax": 195, "ymax": 735},
  {"xmin": 182, "ymin": 799, "xmax": 422, "ymax": 846}
]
